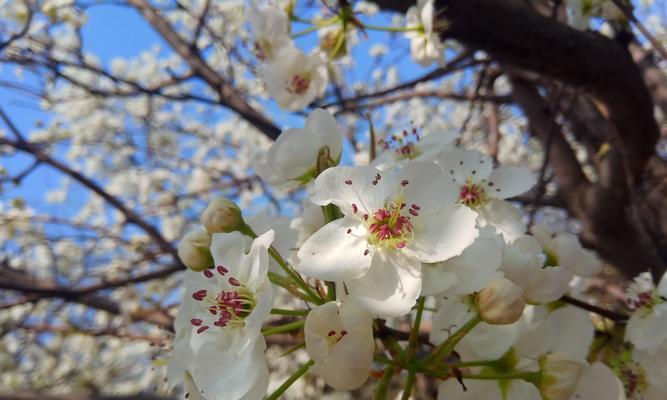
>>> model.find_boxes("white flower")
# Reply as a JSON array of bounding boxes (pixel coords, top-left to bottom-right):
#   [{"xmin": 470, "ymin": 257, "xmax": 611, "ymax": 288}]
[
  {"xmin": 297, "ymin": 161, "xmax": 478, "ymax": 317},
  {"xmin": 430, "ymin": 296, "xmax": 519, "ymax": 360},
  {"xmin": 256, "ymin": 108, "xmax": 343, "ymax": 189},
  {"xmin": 168, "ymin": 231, "xmax": 275, "ymax": 400},
  {"xmin": 629, "ymin": 342, "xmax": 667, "ymax": 399},
  {"xmin": 500, "ymin": 235, "xmax": 573, "ymax": 304},
  {"xmin": 372, "ymin": 125, "xmax": 458, "ymax": 171},
  {"xmin": 405, "ymin": 0, "xmax": 446, "ymax": 67},
  {"xmin": 438, "ymin": 378, "xmax": 540, "ymax": 400},
  {"xmin": 246, "ymin": 210, "xmax": 299, "ymax": 270},
  {"xmin": 538, "ymin": 352, "xmax": 588, "ymax": 400},
  {"xmin": 304, "ymin": 299, "xmax": 375, "ymax": 390},
  {"xmin": 421, "ymin": 226, "xmax": 503, "ymax": 296},
  {"xmin": 248, "ymin": 1, "xmax": 292, "ymax": 61},
  {"xmin": 265, "ymin": 46, "xmax": 328, "ymax": 111},
  {"xmin": 532, "ymin": 224, "xmax": 601, "ymax": 277},
  {"xmin": 570, "ymin": 362, "xmax": 626, "ymax": 400},
  {"xmin": 437, "ymin": 148, "xmax": 535, "ymax": 242},
  {"xmin": 624, "ymin": 271, "xmax": 667, "ymax": 351}
]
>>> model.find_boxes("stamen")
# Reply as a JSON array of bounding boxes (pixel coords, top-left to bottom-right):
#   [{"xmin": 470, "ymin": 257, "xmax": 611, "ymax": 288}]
[
  {"xmin": 345, "ymin": 179, "xmax": 352, "ymax": 185},
  {"xmin": 228, "ymin": 277, "xmax": 240, "ymax": 286},
  {"xmin": 203, "ymin": 269, "xmax": 214, "ymax": 278},
  {"xmin": 217, "ymin": 266, "xmax": 228, "ymax": 276},
  {"xmin": 192, "ymin": 290, "xmax": 207, "ymax": 301},
  {"xmin": 196, "ymin": 326, "xmax": 209, "ymax": 334},
  {"xmin": 401, "ymin": 180, "xmax": 409, "ymax": 186}
]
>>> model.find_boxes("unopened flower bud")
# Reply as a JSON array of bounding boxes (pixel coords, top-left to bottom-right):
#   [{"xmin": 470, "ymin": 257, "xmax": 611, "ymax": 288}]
[
  {"xmin": 178, "ymin": 228, "xmax": 213, "ymax": 271},
  {"xmin": 202, "ymin": 198, "xmax": 244, "ymax": 233},
  {"xmin": 538, "ymin": 352, "xmax": 588, "ymax": 400},
  {"xmin": 475, "ymin": 277, "xmax": 525, "ymax": 325},
  {"xmin": 319, "ymin": 28, "xmax": 348, "ymax": 60}
]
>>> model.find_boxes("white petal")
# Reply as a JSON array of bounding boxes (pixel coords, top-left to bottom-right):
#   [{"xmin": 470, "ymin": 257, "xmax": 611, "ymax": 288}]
[
  {"xmin": 404, "ymin": 204, "xmax": 478, "ymax": 263},
  {"xmin": 438, "ymin": 379, "xmax": 502, "ymax": 400},
  {"xmin": 395, "ymin": 161, "xmax": 458, "ymax": 211},
  {"xmin": 546, "ymin": 306, "xmax": 594, "ymax": 356},
  {"xmin": 506, "ymin": 381, "xmax": 541, "ymax": 400},
  {"xmin": 296, "ymin": 216, "xmax": 373, "ymax": 281},
  {"xmin": 571, "ymin": 363, "xmax": 626, "ymax": 400},
  {"xmin": 458, "ymin": 322, "xmax": 519, "ymax": 360},
  {"xmin": 304, "ymin": 108, "xmax": 343, "ymax": 160},
  {"xmin": 625, "ymin": 304, "xmax": 667, "ymax": 351},
  {"xmin": 237, "ymin": 230, "xmax": 274, "ymax": 291},
  {"xmin": 305, "ymin": 302, "xmax": 345, "ymax": 365},
  {"xmin": 194, "ymin": 337, "xmax": 268, "ymax": 400},
  {"xmin": 210, "ymin": 232, "xmax": 251, "ymax": 276},
  {"xmin": 437, "ymin": 236, "xmax": 503, "ymax": 295},
  {"xmin": 317, "ymin": 326, "xmax": 374, "ymax": 390},
  {"xmin": 555, "ymin": 234, "xmax": 601, "ymax": 277},
  {"xmin": 485, "ymin": 166, "xmax": 535, "ymax": 199},
  {"xmin": 430, "ymin": 297, "xmax": 475, "ymax": 345},
  {"xmin": 347, "ymin": 251, "xmax": 422, "ymax": 318},
  {"xmin": 310, "ymin": 165, "xmax": 389, "ymax": 215},
  {"xmin": 420, "ymin": 264, "xmax": 458, "ymax": 296},
  {"xmin": 477, "ymin": 199, "xmax": 526, "ymax": 242},
  {"xmin": 437, "ymin": 148, "xmax": 493, "ymax": 186}
]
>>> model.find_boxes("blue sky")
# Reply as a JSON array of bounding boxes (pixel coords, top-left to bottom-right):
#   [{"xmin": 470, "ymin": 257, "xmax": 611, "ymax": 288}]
[{"xmin": 0, "ymin": 3, "xmax": 426, "ymax": 219}]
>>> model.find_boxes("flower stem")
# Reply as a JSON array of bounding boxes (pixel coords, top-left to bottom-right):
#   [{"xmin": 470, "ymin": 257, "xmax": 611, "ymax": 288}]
[
  {"xmin": 265, "ymin": 359, "xmax": 315, "ymax": 400},
  {"xmin": 425, "ymin": 314, "xmax": 482, "ymax": 365},
  {"xmin": 367, "ymin": 114, "xmax": 377, "ymax": 161},
  {"xmin": 460, "ymin": 371, "xmax": 541, "ymax": 384},
  {"xmin": 239, "ymin": 223, "xmax": 323, "ymax": 304},
  {"xmin": 406, "ymin": 297, "xmax": 425, "ymax": 358},
  {"xmin": 262, "ymin": 319, "xmax": 305, "ymax": 336},
  {"xmin": 362, "ymin": 23, "xmax": 422, "ymax": 32},
  {"xmin": 270, "ymin": 308, "xmax": 310, "ymax": 316},
  {"xmin": 400, "ymin": 370, "xmax": 417, "ymax": 400},
  {"xmin": 374, "ymin": 364, "xmax": 396, "ymax": 400}
]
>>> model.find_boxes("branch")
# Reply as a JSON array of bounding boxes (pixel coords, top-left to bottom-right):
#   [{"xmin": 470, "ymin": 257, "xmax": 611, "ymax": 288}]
[{"xmin": 127, "ymin": 0, "xmax": 281, "ymax": 139}]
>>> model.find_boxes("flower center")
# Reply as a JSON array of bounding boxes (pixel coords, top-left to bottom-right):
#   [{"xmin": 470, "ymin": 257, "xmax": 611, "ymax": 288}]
[
  {"xmin": 458, "ymin": 179, "xmax": 488, "ymax": 208},
  {"xmin": 366, "ymin": 195, "xmax": 416, "ymax": 249},
  {"xmin": 626, "ymin": 290, "xmax": 660, "ymax": 314},
  {"xmin": 325, "ymin": 329, "xmax": 348, "ymax": 347},
  {"xmin": 189, "ymin": 266, "xmax": 256, "ymax": 334},
  {"xmin": 286, "ymin": 73, "xmax": 311, "ymax": 95},
  {"xmin": 378, "ymin": 128, "xmax": 422, "ymax": 160},
  {"xmin": 619, "ymin": 362, "xmax": 648, "ymax": 398},
  {"xmin": 254, "ymin": 40, "xmax": 270, "ymax": 60}
]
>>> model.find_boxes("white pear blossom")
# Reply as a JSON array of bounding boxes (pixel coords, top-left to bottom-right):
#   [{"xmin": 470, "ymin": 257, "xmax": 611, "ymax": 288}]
[
  {"xmin": 501, "ymin": 235, "xmax": 573, "ymax": 304},
  {"xmin": 297, "ymin": 161, "xmax": 478, "ymax": 317},
  {"xmin": 265, "ymin": 46, "xmax": 328, "ymax": 111},
  {"xmin": 570, "ymin": 362, "xmax": 626, "ymax": 400},
  {"xmin": 538, "ymin": 352, "xmax": 588, "ymax": 400},
  {"xmin": 248, "ymin": 1, "xmax": 292, "ymax": 61},
  {"xmin": 168, "ymin": 231, "xmax": 275, "ymax": 400},
  {"xmin": 624, "ymin": 271, "xmax": 667, "ymax": 351},
  {"xmin": 421, "ymin": 226, "xmax": 503, "ymax": 296},
  {"xmin": 437, "ymin": 147, "xmax": 536, "ymax": 242},
  {"xmin": 628, "ymin": 342, "xmax": 667, "ymax": 399},
  {"xmin": 304, "ymin": 299, "xmax": 375, "ymax": 390},
  {"xmin": 372, "ymin": 125, "xmax": 458, "ymax": 171},
  {"xmin": 532, "ymin": 224, "xmax": 601, "ymax": 277},
  {"xmin": 256, "ymin": 108, "xmax": 343, "ymax": 189},
  {"xmin": 405, "ymin": 0, "xmax": 446, "ymax": 67},
  {"xmin": 438, "ymin": 378, "xmax": 540, "ymax": 400}
]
